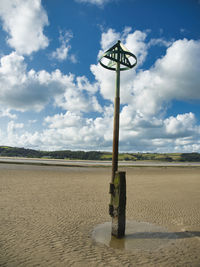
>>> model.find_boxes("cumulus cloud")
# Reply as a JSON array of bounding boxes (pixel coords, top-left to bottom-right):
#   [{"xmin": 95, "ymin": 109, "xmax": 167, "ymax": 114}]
[
  {"xmin": 45, "ymin": 111, "xmax": 82, "ymax": 129},
  {"xmin": 0, "ymin": 109, "xmax": 17, "ymax": 119},
  {"xmin": 118, "ymin": 112, "xmax": 200, "ymax": 152},
  {"xmin": 90, "ymin": 28, "xmax": 200, "ymax": 152},
  {"xmin": 54, "ymin": 75, "xmax": 102, "ymax": 114},
  {"xmin": 26, "ymin": 106, "xmax": 113, "ymax": 150},
  {"xmin": 124, "ymin": 30, "xmax": 148, "ymax": 66},
  {"xmin": 100, "ymin": 28, "xmax": 120, "ymax": 51},
  {"xmin": 92, "ymin": 28, "xmax": 200, "ymax": 116},
  {"xmin": 51, "ymin": 30, "xmax": 76, "ymax": 62},
  {"xmin": 132, "ymin": 39, "xmax": 200, "ymax": 117},
  {"xmin": 148, "ymin": 38, "xmax": 172, "ymax": 48},
  {"xmin": 92, "ymin": 28, "xmax": 148, "ymax": 102},
  {"xmin": 7, "ymin": 120, "xmax": 24, "ymax": 144},
  {"xmin": 5, "ymin": 127, "xmax": 41, "ymax": 149},
  {"xmin": 3, "ymin": 109, "xmax": 200, "ymax": 152},
  {"xmin": 1, "ymin": 26, "xmax": 200, "ymax": 153},
  {"xmin": 0, "ymin": 0, "xmax": 49, "ymax": 55},
  {"xmin": 0, "ymin": 52, "xmax": 64, "ymax": 111},
  {"xmin": 164, "ymin": 113, "xmax": 195, "ymax": 136},
  {"xmin": 75, "ymin": 0, "xmax": 112, "ymax": 7},
  {"xmin": 0, "ymin": 52, "xmax": 101, "ymax": 113},
  {"xmin": 98, "ymin": 28, "xmax": 148, "ymax": 66}
]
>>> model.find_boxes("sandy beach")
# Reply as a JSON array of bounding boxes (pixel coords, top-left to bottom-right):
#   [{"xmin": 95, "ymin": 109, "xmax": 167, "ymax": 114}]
[{"xmin": 0, "ymin": 163, "xmax": 200, "ymax": 266}]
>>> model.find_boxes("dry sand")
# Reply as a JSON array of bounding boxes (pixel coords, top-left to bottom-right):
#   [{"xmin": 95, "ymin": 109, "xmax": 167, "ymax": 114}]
[{"xmin": 0, "ymin": 163, "xmax": 200, "ymax": 266}]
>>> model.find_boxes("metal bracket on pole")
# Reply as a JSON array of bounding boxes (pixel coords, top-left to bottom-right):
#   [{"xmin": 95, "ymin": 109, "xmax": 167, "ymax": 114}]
[{"xmin": 99, "ymin": 40, "xmax": 137, "ymax": 71}]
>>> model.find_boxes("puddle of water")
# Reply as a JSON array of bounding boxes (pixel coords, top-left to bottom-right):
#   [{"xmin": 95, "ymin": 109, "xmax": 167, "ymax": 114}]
[{"xmin": 92, "ymin": 221, "xmax": 177, "ymax": 251}]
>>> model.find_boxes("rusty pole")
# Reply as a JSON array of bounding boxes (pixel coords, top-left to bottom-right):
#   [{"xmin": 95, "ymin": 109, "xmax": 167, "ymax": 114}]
[
  {"xmin": 111, "ymin": 59, "xmax": 120, "ymax": 183},
  {"xmin": 99, "ymin": 40, "xmax": 137, "ymax": 238}
]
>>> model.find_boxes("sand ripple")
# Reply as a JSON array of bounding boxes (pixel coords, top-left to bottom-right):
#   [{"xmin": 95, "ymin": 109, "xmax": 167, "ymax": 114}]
[{"xmin": 0, "ymin": 164, "xmax": 200, "ymax": 266}]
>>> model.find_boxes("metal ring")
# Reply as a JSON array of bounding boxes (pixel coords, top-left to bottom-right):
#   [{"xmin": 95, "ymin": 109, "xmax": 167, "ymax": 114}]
[{"xmin": 99, "ymin": 50, "xmax": 137, "ymax": 71}]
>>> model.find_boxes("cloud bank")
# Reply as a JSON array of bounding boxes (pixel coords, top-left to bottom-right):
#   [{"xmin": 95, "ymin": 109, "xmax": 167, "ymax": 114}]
[
  {"xmin": 0, "ymin": 0, "xmax": 199, "ymax": 154},
  {"xmin": 0, "ymin": 0, "xmax": 49, "ymax": 55}
]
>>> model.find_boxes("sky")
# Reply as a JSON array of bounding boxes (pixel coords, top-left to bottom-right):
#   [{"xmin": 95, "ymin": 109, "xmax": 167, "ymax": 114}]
[{"xmin": 0, "ymin": 0, "xmax": 200, "ymax": 153}]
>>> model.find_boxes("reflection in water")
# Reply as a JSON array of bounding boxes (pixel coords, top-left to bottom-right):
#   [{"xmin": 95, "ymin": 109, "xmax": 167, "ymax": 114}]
[
  {"xmin": 92, "ymin": 221, "xmax": 178, "ymax": 251},
  {"xmin": 109, "ymin": 235, "xmax": 125, "ymax": 249}
]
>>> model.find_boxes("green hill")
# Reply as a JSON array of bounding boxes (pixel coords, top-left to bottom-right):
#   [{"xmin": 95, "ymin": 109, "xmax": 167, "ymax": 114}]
[{"xmin": 0, "ymin": 146, "xmax": 200, "ymax": 162}]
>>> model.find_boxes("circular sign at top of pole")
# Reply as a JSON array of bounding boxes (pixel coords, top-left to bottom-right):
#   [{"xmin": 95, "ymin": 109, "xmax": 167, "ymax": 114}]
[{"xmin": 99, "ymin": 40, "xmax": 137, "ymax": 71}]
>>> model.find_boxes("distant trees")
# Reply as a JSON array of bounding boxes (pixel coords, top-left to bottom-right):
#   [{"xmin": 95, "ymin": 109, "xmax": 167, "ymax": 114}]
[
  {"xmin": 0, "ymin": 146, "xmax": 41, "ymax": 158},
  {"xmin": 1, "ymin": 146, "xmax": 200, "ymax": 162},
  {"xmin": 46, "ymin": 150, "xmax": 102, "ymax": 160},
  {"xmin": 0, "ymin": 147, "xmax": 102, "ymax": 160},
  {"xmin": 180, "ymin": 153, "xmax": 200, "ymax": 162}
]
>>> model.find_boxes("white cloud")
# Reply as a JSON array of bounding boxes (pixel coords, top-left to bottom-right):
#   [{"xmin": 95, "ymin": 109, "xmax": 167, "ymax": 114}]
[
  {"xmin": 37, "ymin": 106, "xmax": 113, "ymax": 150},
  {"xmin": 7, "ymin": 121, "xmax": 24, "ymax": 141},
  {"xmin": 91, "ymin": 28, "xmax": 148, "ymax": 102},
  {"xmin": 5, "ymin": 129, "xmax": 42, "ymax": 149},
  {"xmin": 1, "ymin": 26, "xmax": 200, "ymax": 153},
  {"xmin": 75, "ymin": 0, "xmax": 112, "ymax": 7},
  {"xmin": 98, "ymin": 28, "xmax": 148, "ymax": 66},
  {"xmin": 52, "ymin": 45, "xmax": 70, "ymax": 62},
  {"xmin": 54, "ymin": 84, "xmax": 102, "ymax": 114},
  {"xmin": 132, "ymin": 38, "xmax": 200, "ymax": 117},
  {"xmin": 124, "ymin": 30, "xmax": 148, "ymax": 66},
  {"xmin": 0, "ymin": 52, "xmax": 64, "ymax": 111},
  {"xmin": 89, "ymin": 29, "xmax": 200, "ymax": 152},
  {"xmin": 0, "ymin": 108, "xmax": 17, "ymax": 119},
  {"xmin": 28, "ymin": 119, "xmax": 37, "ymax": 124},
  {"xmin": 93, "ymin": 29, "xmax": 200, "ymax": 115},
  {"xmin": 0, "ymin": 0, "xmax": 49, "ymax": 55},
  {"xmin": 100, "ymin": 28, "xmax": 120, "ymax": 51},
  {"xmin": 148, "ymin": 38, "xmax": 172, "ymax": 48},
  {"xmin": 0, "ymin": 52, "xmax": 101, "ymax": 113},
  {"xmin": 76, "ymin": 76, "xmax": 98, "ymax": 93},
  {"xmin": 1, "ymin": 104, "xmax": 113, "ymax": 151},
  {"xmin": 70, "ymin": 54, "xmax": 78, "ymax": 64},
  {"xmin": 3, "ymin": 108, "xmax": 200, "ymax": 152},
  {"xmin": 45, "ymin": 111, "xmax": 82, "ymax": 129},
  {"xmin": 51, "ymin": 30, "xmax": 74, "ymax": 61},
  {"xmin": 164, "ymin": 113, "xmax": 195, "ymax": 137}
]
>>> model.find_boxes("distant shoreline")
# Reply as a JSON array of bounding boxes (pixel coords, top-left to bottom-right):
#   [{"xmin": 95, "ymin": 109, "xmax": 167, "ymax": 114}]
[
  {"xmin": 1, "ymin": 157, "xmax": 200, "ymax": 168},
  {"xmin": 1, "ymin": 146, "xmax": 200, "ymax": 163}
]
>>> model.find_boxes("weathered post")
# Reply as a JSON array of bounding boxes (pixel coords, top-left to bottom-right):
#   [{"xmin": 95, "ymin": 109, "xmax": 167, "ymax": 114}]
[{"xmin": 99, "ymin": 40, "xmax": 137, "ymax": 238}]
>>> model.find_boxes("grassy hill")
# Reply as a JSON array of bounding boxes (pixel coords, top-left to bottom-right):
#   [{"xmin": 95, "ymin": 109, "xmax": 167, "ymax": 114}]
[{"xmin": 1, "ymin": 146, "xmax": 200, "ymax": 162}]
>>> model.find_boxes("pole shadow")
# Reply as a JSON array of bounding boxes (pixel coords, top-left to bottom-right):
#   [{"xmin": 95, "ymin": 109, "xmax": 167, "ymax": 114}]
[
  {"xmin": 124, "ymin": 231, "xmax": 200, "ymax": 240},
  {"xmin": 92, "ymin": 221, "xmax": 200, "ymax": 251}
]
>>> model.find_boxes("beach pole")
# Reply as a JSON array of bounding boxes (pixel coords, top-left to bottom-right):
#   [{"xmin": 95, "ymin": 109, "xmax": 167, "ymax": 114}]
[
  {"xmin": 112, "ymin": 59, "xmax": 120, "ymax": 183},
  {"xmin": 110, "ymin": 58, "xmax": 125, "ymax": 237},
  {"xmin": 111, "ymin": 171, "xmax": 126, "ymax": 237},
  {"xmin": 99, "ymin": 40, "xmax": 137, "ymax": 238}
]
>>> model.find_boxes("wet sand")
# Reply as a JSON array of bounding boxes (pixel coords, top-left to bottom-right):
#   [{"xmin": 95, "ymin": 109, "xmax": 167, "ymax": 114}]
[{"xmin": 0, "ymin": 163, "xmax": 200, "ymax": 266}]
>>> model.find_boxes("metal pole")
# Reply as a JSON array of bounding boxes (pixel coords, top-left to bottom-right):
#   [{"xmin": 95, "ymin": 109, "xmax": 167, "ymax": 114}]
[
  {"xmin": 111, "ymin": 59, "xmax": 120, "ymax": 183},
  {"xmin": 99, "ymin": 40, "xmax": 136, "ymax": 238}
]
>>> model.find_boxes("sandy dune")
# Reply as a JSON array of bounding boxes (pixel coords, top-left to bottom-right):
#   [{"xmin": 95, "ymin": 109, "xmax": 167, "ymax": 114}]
[{"xmin": 0, "ymin": 163, "xmax": 200, "ymax": 266}]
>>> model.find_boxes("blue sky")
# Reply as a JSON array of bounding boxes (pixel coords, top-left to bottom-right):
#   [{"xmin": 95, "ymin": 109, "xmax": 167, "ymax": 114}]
[{"xmin": 0, "ymin": 0, "xmax": 200, "ymax": 152}]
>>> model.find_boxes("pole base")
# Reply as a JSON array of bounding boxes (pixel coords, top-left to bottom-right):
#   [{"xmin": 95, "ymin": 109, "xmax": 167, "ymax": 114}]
[{"xmin": 110, "ymin": 171, "xmax": 126, "ymax": 238}]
